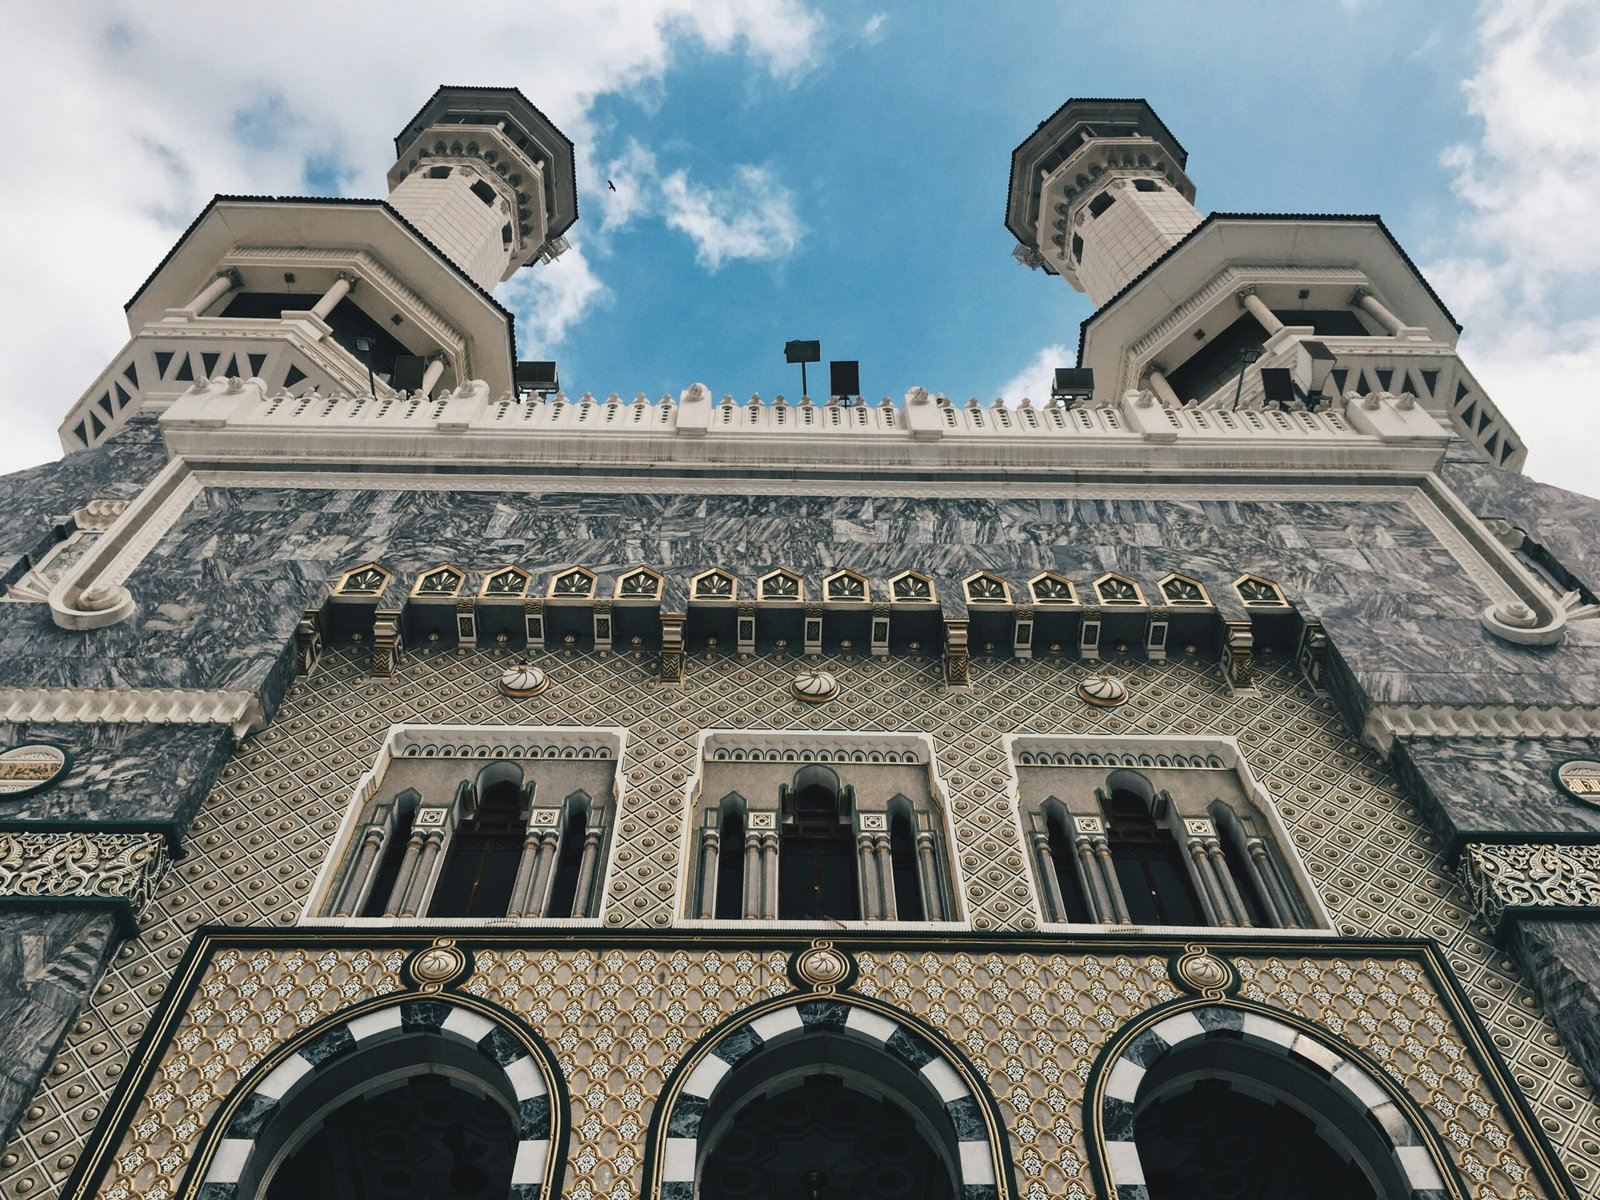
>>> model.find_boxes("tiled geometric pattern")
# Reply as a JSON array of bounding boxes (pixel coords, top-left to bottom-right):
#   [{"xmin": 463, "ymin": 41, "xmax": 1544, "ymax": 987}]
[{"xmin": 1, "ymin": 643, "xmax": 1598, "ymax": 1198}]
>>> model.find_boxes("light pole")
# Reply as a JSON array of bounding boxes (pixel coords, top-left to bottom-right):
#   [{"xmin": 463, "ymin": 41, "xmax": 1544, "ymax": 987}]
[{"xmin": 1231, "ymin": 346, "xmax": 1264, "ymax": 410}]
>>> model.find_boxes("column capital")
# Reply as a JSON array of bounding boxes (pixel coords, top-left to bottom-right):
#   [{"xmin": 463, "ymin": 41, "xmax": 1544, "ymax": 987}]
[
  {"xmin": 1235, "ymin": 283, "xmax": 1259, "ymax": 304},
  {"xmin": 1348, "ymin": 286, "xmax": 1372, "ymax": 305},
  {"xmin": 336, "ymin": 270, "xmax": 360, "ymax": 288},
  {"xmin": 220, "ymin": 267, "xmax": 244, "ymax": 288}
]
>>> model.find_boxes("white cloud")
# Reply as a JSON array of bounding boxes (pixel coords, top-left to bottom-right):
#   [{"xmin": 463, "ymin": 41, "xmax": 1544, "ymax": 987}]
[
  {"xmin": 660, "ymin": 165, "xmax": 804, "ymax": 270},
  {"xmin": 1425, "ymin": 0, "xmax": 1600, "ymax": 494},
  {"xmin": 0, "ymin": 0, "xmax": 825, "ymax": 472},
  {"xmin": 500, "ymin": 241, "xmax": 609, "ymax": 355},
  {"xmin": 862, "ymin": 12, "xmax": 888, "ymax": 39},
  {"xmin": 994, "ymin": 343, "xmax": 1071, "ymax": 405}
]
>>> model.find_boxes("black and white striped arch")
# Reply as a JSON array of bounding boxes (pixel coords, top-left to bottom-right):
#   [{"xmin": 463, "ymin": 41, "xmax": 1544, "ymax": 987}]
[
  {"xmin": 196, "ymin": 999, "xmax": 558, "ymax": 1200},
  {"xmin": 655, "ymin": 996, "xmax": 1006, "ymax": 1200},
  {"xmin": 1094, "ymin": 1004, "xmax": 1450, "ymax": 1200}
]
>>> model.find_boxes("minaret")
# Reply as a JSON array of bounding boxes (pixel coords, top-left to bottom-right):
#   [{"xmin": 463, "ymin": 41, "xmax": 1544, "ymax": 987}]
[
  {"xmin": 1006, "ymin": 99, "xmax": 1200, "ymax": 305},
  {"xmin": 386, "ymin": 86, "xmax": 578, "ymax": 292},
  {"xmin": 1004, "ymin": 97, "xmax": 1525, "ymax": 469}
]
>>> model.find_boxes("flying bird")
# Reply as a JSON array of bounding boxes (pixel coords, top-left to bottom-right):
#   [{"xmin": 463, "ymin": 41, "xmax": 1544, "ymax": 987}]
[{"xmin": 607, "ymin": 180, "xmax": 616, "ymax": 192}]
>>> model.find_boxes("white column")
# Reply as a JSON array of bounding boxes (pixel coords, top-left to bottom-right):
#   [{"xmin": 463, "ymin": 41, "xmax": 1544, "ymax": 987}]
[
  {"xmin": 185, "ymin": 268, "xmax": 241, "ymax": 315},
  {"xmin": 1352, "ymin": 287, "xmax": 1405, "ymax": 335},
  {"xmin": 873, "ymin": 834, "xmax": 896, "ymax": 920},
  {"xmin": 395, "ymin": 830, "xmax": 445, "ymax": 917},
  {"xmin": 1184, "ymin": 835, "xmax": 1228, "ymax": 926},
  {"xmin": 1032, "ymin": 831, "xmax": 1067, "ymax": 922},
  {"xmin": 1145, "ymin": 367, "xmax": 1182, "ymax": 409},
  {"xmin": 505, "ymin": 830, "xmax": 544, "ymax": 918},
  {"xmin": 1238, "ymin": 287, "xmax": 1284, "ymax": 334},
  {"xmin": 760, "ymin": 834, "xmax": 780, "ymax": 919},
  {"xmin": 856, "ymin": 832, "xmax": 881, "ymax": 920},
  {"xmin": 915, "ymin": 831, "xmax": 942, "ymax": 920},
  {"xmin": 569, "ymin": 825, "xmax": 603, "ymax": 917},
  {"xmin": 333, "ymin": 827, "xmax": 387, "ymax": 917},
  {"xmin": 420, "ymin": 357, "xmax": 447, "ymax": 398},
  {"xmin": 697, "ymin": 827, "xmax": 721, "ymax": 919},
  {"xmin": 528, "ymin": 831, "xmax": 561, "ymax": 917},
  {"xmin": 743, "ymin": 831, "xmax": 762, "ymax": 919},
  {"xmin": 311, "ymin": 272, "xmax": 358, "ymax": 321}
]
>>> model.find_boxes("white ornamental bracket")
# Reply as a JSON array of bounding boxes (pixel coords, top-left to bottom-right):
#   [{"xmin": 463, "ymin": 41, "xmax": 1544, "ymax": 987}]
[{"xmin": 435, "ymin": 379, "xmax": 490, "ymax": 431}]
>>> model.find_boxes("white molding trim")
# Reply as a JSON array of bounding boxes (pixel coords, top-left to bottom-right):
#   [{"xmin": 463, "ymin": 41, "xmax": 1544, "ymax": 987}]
[
  {"xmin": 303, "ymin": 722, "xmax": 629, "ymax": 924},
  {"xmin": 0, "ymin": 686, "xmax": 260, "ymax": 735},
  {"xmin": 1002, "ymin": 732, "xmax": 1334, "ymax": 932},
  {"xmin": 1363, "ymin": 703, "xmax": 1600, "ymax": 753}
]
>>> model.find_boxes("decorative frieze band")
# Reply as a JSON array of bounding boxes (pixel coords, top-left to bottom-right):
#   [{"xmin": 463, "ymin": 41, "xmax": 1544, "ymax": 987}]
[
  {"xmin": 1460, "ymin": 842, "xmax": 1600, "ymax": 924},
  {"xmin": 0, "ymin": 830, "xmax": 168, "ymax": 922},
  {"xmin": 1364, "ymin": 703, "xmax": 1600, "ymax": 752},
  {"xmin": 0, "ymin": 687, "xmax": 261, "ymax": 735}
]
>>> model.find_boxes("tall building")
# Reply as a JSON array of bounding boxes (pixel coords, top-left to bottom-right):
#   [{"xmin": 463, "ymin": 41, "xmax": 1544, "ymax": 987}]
[{"xmin": 0, "ymin": 85, "xmax": 1596, "ymax": 1200}]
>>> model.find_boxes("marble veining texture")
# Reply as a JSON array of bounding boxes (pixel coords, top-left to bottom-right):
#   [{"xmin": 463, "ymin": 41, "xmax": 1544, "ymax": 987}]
[
  {"xmin": 0, "ymin": 473, "xmax": 1597, "ymax": 713},
  {"xmin": 1394, "ymin": 736, "xmax": 1600, "ymax": 853},
  {"xmin": 0, "ymin": 722, "xmax": 232, "ymax": 828}
]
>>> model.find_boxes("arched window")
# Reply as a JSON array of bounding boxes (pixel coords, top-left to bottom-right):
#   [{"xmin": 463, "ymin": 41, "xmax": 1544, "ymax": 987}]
[
  {"xmin": 429, "ymin": 777, "xmax": 527, "ymax": 917},
  {"xmin": 1043, "ymin": 805, "xmax": 1092, "ymax": 923},
  {"xmin": 1103, "ymin": 784, "xmax": 1204, "ymax": 926},
  {"xmin": 779, "ymin": 766, "xmax": 859, "ymax": 920},
  {"xmin": 356, "ymin": 788, "xmax": 418, "ymax": 918},
  {"xmin": 1095, "ymin": 1009, "xmax": 1445, "ymax": 1200},
  {"xmin": 545, "ymin": 803, "xmax": 589, "ymax": 917},
  {"xmin": 714, "ymin": 805, "xmax": 745, "ymax": 920},
  {"xmin": 1211, "ymin": 799, "xmax": 1305, "ymax": 929},
  {"xmin": 200, "ymin": 1000, "xmax": 564, "ymax": 1200},
  {"xmin": 888, "ymin": 807, "xmax": 925, "ymax": 921}
]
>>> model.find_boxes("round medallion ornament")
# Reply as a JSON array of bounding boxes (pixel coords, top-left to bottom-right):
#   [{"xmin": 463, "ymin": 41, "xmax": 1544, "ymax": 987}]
[
  {"xmin": 1078, "ymin": 673, "xmax": 1127, "ymax": 708},
  {"xmin": 499, "ymin": 663, "xmax": 549, "ymax": 698},
  {"xmin": 791, "ymin": 669, "xmax": 839, "ymax": 703},
  {"xmin": 1555, "ymin": 759, "xmax": 1600, "ymax": 808},
  {"xmin": 405, "ymin": 940, "xmax": 472, "ymax": 991},
  {"xmin": 0, "ymin": 743, "xmax": 70, "ymax": 798},
  {"xmin": 790, "ymin": 942, "xmax": 852, "ymax": 993},
  {"xmin": 1172, "ymin": 948, "xmax": 1234, "ymax": 996}
]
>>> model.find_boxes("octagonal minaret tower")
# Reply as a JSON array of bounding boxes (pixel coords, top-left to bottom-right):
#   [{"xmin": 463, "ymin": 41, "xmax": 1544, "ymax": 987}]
[
  {"xmin": 387, "ymin": 86, "xmax": 578, "ymax": 292},
  {"xmin": 1006, "ymin": 99, "xmax": 1200, "ymax": 306}
]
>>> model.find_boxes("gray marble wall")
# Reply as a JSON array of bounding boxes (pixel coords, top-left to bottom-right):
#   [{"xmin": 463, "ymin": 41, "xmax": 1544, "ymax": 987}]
[
  {"xmin": 0, "ymin": 908, "xmax": 116, "ymax": 1146},
  {"xmin": 0, "ymin": 723, "xmax": 231, "ymax": 831},
  {"xmin": 1510, "ymin": 918, "xmax": 1600, "ymax": 1093},
  {"xmin": 1393, "ymin": 736, "xmax": 1600, "ymax": 858}
]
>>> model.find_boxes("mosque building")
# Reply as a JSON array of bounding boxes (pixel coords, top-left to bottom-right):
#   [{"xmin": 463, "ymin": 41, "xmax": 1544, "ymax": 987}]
[{"xmin": 0, "ymin": 84, "xmax": 1597, "ymax": 1200}]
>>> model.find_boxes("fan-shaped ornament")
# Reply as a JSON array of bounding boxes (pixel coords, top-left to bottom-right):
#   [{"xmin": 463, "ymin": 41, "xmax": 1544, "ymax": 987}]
[
  {"xmin": 791, "ymin": 668, "xmax": 840, "ymax": 703},
  {"xmin": 499, "ymin": 663, "xmax": 549, "ymax": 697},
  {"xmin": 1078, "ymin": 672, "xmax": 1127, "ymax": 707}
]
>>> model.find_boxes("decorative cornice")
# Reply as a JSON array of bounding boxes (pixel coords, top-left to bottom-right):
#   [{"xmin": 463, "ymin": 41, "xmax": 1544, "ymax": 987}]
[
  {"xmin": 0, "ymin": 687, "xmax": 260, "ymax": 735},
  {"xmin": 1460, "ymin": 842, "xmax": 1600, "ymax": 925},
  {"xmin": 1364, "ymin": 703, "xmax": 1600, "ymax": 753},
  {"xmin": 0, "ymin": 830, "xmax": 168, "ymax": 926}
]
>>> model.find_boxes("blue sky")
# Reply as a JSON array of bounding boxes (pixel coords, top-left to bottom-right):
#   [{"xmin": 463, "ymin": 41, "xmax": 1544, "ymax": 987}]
[{"xmin": 2, "ymin": 1, "xmax": 1597, "ymax": 492}]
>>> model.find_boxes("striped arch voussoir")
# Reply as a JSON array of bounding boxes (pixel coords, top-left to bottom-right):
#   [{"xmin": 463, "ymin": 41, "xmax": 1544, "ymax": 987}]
[
  {"xmin": 195, "ymin": 998, "xmax": 559, "ymax": 1200},
  {"xmin": 1095, "ymin": 1003, "xmax": 1452, "ymax": 1200},
  {"xmin": 654, "ymin": 996, "xmax": 1007, "ymax": 1200}
]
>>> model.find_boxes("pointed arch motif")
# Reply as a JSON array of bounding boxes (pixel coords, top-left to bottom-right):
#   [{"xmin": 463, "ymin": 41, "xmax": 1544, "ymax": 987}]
[
  {"xmin": 643, "ymin": 985, "xmax": 1015, "ymax": 1199},
  {"xmin": 1093, "ymin": 571, "xmax": 1145, "ymax": 605},
  {"xmin": 615, "ymin": 565, "xmax": 663, "ymax": 600},
  {"xmin": 1088, "ymin": 999, "xmax": 1457, "ymax": 1200},
  {"xmin": 690, "ymin": 567, "xmax": 738, "ymax": 602},
  {"xmin": 547, "ymin": 565, "xmax": 596, "ymax": 599},
  {"xmin": 189, "ymin": 994, "xmax": 567, "ymax": 1200},
  {"xmin": 889, "ymin": 569, "xmax": 936, "ymax": 603},
  {"xmin": 1156, "ymin": 571, "xmax": 1210, "ymax": 606},
  {"xmin": 1028, "ymin": 571, "xmax": 1078, "ymax": 604},
  {"xmin": 479, "ymin": 564, "xmax": 531, "ymax": 599},
  {"xmin": 1234, "ymin": 572, "xmax": 1288, "ymax": 607},
  {"xmin": 411, "ymin": 563, "xmax": 466, "ymax": 598},
  {"xmin": 963, "ymin": 572, "xmax": 1013, "ymax": 605},
  {"xmin": 757, "ymin": 568, "xmax": 803, "ymax": 602},
  {"xmin": 823, "ymin": 568, "xmax": 869, "ymax": 603},
  {"xmin": 333, "ymin": 561, "xmax": 391, "ymax": 598}
]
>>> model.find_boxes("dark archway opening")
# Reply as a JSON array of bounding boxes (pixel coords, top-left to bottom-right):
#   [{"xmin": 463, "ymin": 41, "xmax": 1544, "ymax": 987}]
[
  {"xmin": 545, "ymin": 806, "xmax": 589, "ymax": 917},
  {"xmin": 779, "ymin": 769, "xmax": 858, "ymax": 920},
  {"xmin": 714, "ymin": 808, "xmax": 745, "ymax": 920},
  {"xmin": 429, "ymin": 782, "xmax": 525, "ymax": 918},
  {"xmin": 265, "ymin": 1073, "xmax": 516, "ymax": 1200},
  {"xmin": 1130, "ymin": 1037, "xmax": 1406, "ymax": 1200},
  {"xmin": 701, "ymin": 1074, "xmax": 953, "ymax": 1200},
  {"xmin": 1104, "ymin": 787, "xmax": 1203, "ymax": 925}
]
